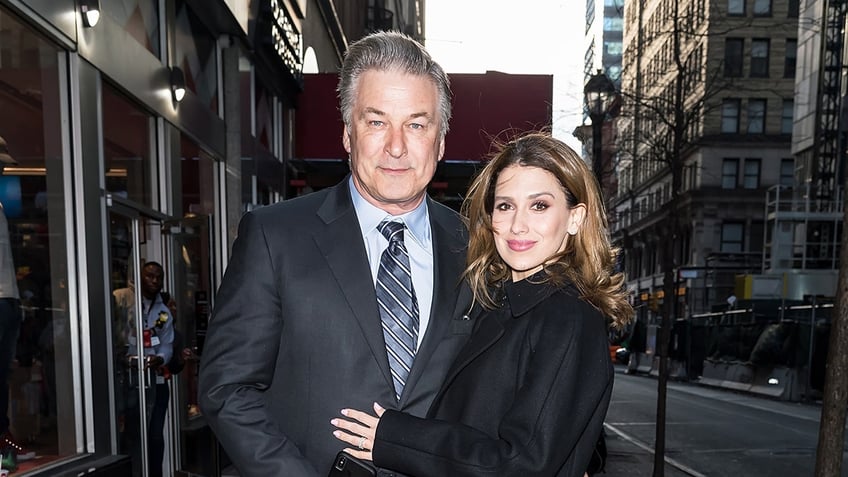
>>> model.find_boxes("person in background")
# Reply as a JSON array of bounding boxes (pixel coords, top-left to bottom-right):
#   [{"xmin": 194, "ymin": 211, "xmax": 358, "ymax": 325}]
[
  {"xmin": 114, "ymin": 261, "xmax": 174, "ymax": 477},
  {"xmin": 0, "ymin": 201, "xmax": 35, "ymax": 470},
  {"xmin": 198, "ymin": 30, "xmax": 473, "ymax": 476},
  {"xmin": 332, "ymin": 132, "xmax": 633, "ymax": 476}
]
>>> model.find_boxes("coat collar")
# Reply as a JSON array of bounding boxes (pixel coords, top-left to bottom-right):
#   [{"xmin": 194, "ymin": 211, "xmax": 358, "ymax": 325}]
[
  {"xmin": 432, "ymin": 272, "xmax": 571, "ymax": 405},
  {"xmin": 502, "ymin": 271, "xmax": 561, "ymax": 317}
]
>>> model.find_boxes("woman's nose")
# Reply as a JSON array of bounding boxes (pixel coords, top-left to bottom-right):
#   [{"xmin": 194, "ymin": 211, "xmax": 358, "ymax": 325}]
[{"xmin": 510, "ymin": 209, "xmax": 529, "ymax": 234}]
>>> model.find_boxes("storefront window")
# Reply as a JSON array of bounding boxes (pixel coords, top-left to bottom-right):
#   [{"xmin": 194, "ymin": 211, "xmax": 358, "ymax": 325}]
[
  {"xmin": 0, "ymin": 7, "xmax": 76, "ymax": 471},
  {"xmin": 254, "ymin": 78, "xmax": 285, "ymax": 204},
  {"xmin": 174, "ymin": 136, "xmax": 214, "ymax": 473},
  {"xmin": 255, "ymin": 79, "xmax": 274, "ymax": 151},
  {"xmin": 103, "ymin": 84, "xmax": 155, "ymax": 209},
  {"xmin": 105, "ymin": 0, "xmax": 161, "ymax": 59},
  {"xmin": 180, "ymin": 137, "xmax": 216, "ymax": 218},
  {"xmin": 175, "ymin": 0, "xmax": 219, "ymax": 114}
]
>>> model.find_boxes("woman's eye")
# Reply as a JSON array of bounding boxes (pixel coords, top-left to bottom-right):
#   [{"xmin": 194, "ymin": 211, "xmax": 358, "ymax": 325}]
[
  {"xmin": 531, "ymin": 201, "xmax": 549, "ymax": 211},
  {"xmin": 495, "ymin": 202, "xmax": 512, "ymax": 211}
]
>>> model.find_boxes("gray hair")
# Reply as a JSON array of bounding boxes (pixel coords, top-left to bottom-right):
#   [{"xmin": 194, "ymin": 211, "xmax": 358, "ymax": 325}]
[{"xmin": 337, "ymin": 31, "xmax": 452, "ymax": 139}]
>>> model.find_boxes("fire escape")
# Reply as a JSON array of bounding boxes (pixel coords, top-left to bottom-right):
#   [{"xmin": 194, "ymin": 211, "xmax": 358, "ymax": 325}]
[
  {"xmin": 815, "ymin": 0, "xmax": 847, "ymax": 201},
  {"xmin": 763, "ymin": 0, "xmax": 846, "ymax": 274}
]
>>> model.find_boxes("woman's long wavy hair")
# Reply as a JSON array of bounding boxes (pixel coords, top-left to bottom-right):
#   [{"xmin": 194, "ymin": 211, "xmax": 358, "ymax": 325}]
[{"xmin": 461, "ymin": 132, "xmax": 633, "ymax": 328}]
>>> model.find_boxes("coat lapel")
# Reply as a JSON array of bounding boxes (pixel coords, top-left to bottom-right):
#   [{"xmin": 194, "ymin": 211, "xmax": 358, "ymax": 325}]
[
  {"xmin": 313, "ymin": 181, "xmax": 394, "ymax": 391},
  {"xmin": 437, "ymin": 306, "xmax": 506, "ymax": 396}
]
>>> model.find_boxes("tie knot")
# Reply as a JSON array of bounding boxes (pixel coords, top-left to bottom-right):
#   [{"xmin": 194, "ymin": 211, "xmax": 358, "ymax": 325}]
[{"xmin": 378, "ymin": 220, "xmax": 405, "ymax": 244}]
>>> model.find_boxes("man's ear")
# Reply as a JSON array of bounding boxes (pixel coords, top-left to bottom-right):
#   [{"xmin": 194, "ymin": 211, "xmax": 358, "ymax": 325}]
[
  {"xmin": 437, "ymin": 136, "xmax": 445, "ymax": 162},
  {"xmin": 342, "ymin": 126, "xmax": 351, "ymax": 153},
  {"xmin": 568, "ymin": 204, "xmax": 587, "ymax": 235}
]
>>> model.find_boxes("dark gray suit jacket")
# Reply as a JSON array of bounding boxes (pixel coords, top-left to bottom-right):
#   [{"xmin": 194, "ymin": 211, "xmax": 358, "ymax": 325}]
[{"xmin": 198, "ymin": 179, "xmax": 473, "ymax": 477}]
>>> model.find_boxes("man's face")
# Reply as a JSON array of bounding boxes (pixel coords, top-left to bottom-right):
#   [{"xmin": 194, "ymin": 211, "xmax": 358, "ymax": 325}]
[
  {"xmin": 343, "ymin": 69, "xmax": 445, "ymax": 215},
  {"xmin": 141, "ymin": 265, "xmax": 163, "ymax": 299}
]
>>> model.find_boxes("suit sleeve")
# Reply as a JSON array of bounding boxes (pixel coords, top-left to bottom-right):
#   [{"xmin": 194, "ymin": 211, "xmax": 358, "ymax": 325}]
[
  {"xmin": 372, "ymin": 302, "xmax": 613, "ymax": 477},
  {"xmin": 198, "ymin": 212, "xmax": 318, "ymax": 477}
]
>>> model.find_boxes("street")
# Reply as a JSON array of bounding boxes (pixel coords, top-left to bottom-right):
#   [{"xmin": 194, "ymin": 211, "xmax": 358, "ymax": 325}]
[{"xmin": 605, "ymin": 367, "xmax": 848, "ymax": 476}]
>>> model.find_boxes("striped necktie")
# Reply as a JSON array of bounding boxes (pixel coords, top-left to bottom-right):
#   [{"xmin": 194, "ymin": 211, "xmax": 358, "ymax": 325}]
[{"xmin": 376, "ymin": 220, "xmax": 420, "ymax": 400}]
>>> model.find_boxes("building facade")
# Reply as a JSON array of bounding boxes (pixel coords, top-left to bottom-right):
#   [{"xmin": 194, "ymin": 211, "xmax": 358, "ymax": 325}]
[
  {"xmin": 614, "ymin": 0, "xmax": 800, "ymax": 320},
  {"xmin": 0, "ymin": 0, "xmax": 425, "ymax": 475},
  {"xmin": 578, "ymin": 0, "xmax": 624, "ymax": 201},
  {"xmin": 584, "ymin": 0, "xmax": 625, "ymax": 90}
]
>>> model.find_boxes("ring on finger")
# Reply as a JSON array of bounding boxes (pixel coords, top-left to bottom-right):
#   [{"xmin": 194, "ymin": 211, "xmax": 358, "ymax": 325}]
[{"xmin": 357, "ymin": 436, "xmax": 366, "ymax": 450}]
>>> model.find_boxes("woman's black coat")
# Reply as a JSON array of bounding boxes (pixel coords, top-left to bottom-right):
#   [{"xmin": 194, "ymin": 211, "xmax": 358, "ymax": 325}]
[{"xmin": 373, "ymin": 275, "xmax": 614, "ymax": 476}]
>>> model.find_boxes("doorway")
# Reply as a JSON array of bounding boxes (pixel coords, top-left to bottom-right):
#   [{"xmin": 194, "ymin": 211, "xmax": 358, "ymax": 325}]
[
  {"xmin": 162, "ymin": 215, "xmax": 218, "ymax": 476},
  {"xmin": 107, "ymin": 199, "xmax": 172, "ymax": 477}
]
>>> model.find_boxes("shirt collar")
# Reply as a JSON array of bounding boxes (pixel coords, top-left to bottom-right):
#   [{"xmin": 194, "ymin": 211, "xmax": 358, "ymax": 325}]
[{"xmin": 349, "ymin": 176, "xmax": 432, "ymax": 249}]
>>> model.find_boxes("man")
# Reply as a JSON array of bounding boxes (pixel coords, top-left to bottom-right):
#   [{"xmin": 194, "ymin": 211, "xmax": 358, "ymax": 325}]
[
  {"xmin": 114, "ymin": 261, "xmax": 174, "ymax": 477},
  {"xmin": 199, "ymin": 31, "xmax": 473, "ymax": 476}
]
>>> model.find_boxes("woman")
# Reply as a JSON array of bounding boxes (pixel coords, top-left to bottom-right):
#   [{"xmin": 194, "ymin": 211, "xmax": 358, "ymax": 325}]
[{"xmin": 332, "ymin": 132, "xmax": 633, "ymax": 476}]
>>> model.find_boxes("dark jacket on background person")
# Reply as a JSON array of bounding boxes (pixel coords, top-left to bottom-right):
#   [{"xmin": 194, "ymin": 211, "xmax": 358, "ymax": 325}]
[
  {"xmin": 373, "ymin": 274, "xmax": 613, "ymax": 477},
  {"xmin": 198, "ymin": 178, "xmax": 474, "ymax": 477}
]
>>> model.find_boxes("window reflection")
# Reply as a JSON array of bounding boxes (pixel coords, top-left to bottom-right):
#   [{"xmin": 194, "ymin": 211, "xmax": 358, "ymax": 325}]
[
  {"xmin": 0, "ymin": 6, "xmax": 75, "ymax": 471},
  {"xmin": 103, "ymin": 84, "xmax": 154, "ymax": 208}
]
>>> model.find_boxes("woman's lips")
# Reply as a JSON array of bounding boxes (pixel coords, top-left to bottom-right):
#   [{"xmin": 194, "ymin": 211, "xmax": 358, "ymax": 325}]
[{"xmin": 507, "ymin": 240, "xmax": 536, "ymax": 251}]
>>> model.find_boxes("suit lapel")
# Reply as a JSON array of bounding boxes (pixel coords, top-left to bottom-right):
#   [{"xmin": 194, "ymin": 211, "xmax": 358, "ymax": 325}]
[
  {"xmin": 313, "ymin": 181, "xmax": 394, "ymax": 391},
  {"xmin": 401, "ymin": 200, "xmax": 469, "ymax": 405}
]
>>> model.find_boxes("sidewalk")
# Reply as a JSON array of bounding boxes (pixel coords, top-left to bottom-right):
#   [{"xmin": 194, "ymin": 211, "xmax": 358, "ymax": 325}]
[{"xmin": 601, "ymin": 425, "xmax": 695, "ymax": 477}]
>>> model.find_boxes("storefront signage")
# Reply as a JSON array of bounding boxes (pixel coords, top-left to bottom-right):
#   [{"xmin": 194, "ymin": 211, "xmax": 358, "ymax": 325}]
[{"xmin": 270, "ymin": 0, "xmax": 303, "ymax": 78}]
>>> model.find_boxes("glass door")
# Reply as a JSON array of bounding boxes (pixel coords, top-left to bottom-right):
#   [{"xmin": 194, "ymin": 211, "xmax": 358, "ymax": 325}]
[
  {"xmin": 107, "ymin": 202, "xmax": 167, "ymax": 477},
  {"xmin": 162, "ymin": 214, "xmax": 216, "ymax": 476}
]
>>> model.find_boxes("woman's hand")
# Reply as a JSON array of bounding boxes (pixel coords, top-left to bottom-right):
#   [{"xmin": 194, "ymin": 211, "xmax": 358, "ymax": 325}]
[{"xmin": 331, "ymin": 402, "xmax": 386, "ymax": 461}]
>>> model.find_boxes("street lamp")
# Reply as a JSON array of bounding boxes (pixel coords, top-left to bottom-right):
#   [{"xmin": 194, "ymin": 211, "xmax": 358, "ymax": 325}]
[{"xmin": 584, "ymin": 70, "xmax": 617, "ymax": 194}]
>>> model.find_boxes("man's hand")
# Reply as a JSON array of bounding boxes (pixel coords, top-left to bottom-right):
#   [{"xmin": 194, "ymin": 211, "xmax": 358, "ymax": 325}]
[{"xmin": 146, "ymin": 355, "xmax": 165, "ymax": 370}]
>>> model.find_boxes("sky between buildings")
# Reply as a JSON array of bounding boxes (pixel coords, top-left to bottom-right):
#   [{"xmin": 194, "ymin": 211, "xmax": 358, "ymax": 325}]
[{"xmin": 425, "ymin": 0, "xmax": 586, "ymax": 153}]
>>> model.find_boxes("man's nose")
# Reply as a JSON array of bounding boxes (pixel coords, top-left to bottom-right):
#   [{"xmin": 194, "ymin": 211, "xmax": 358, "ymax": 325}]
[{"xmin": 385, "ymin": 127, "xmax": 407, "ymax": 158}]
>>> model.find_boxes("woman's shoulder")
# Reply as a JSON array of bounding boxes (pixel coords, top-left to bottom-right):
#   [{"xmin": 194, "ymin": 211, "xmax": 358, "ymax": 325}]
[
  {"xmin": 546, "ymin": 283, "xmax": 594, "ymax": 309},
  {"xmin": 537, "ymin": 285, "xmax": 606, "ymax": 332}
]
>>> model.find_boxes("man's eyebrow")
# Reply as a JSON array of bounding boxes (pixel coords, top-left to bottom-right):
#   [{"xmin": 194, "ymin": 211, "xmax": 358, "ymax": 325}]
[{"xmin": 361, "ymin": 107, "xmax": 385, "ymax": 116}]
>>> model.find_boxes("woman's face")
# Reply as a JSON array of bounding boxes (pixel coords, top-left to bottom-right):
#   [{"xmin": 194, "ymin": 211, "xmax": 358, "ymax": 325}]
[{"xmin": 491, "ymin": 165, "xmax": 586, "ymax": 282}]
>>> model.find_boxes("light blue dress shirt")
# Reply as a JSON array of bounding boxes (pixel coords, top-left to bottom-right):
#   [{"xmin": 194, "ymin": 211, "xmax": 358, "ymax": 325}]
[{"xmin": 349, "ymin": 177, "xmax": 434, "ymax": 350}]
